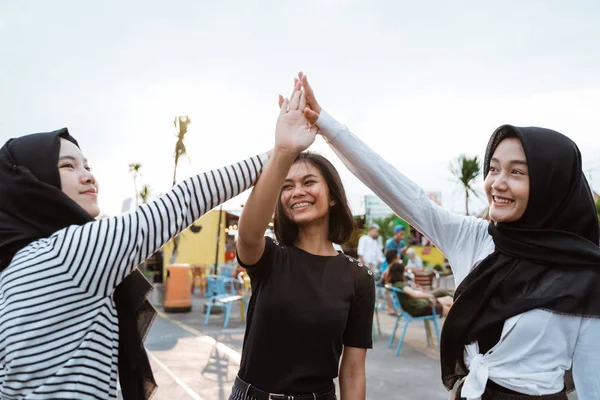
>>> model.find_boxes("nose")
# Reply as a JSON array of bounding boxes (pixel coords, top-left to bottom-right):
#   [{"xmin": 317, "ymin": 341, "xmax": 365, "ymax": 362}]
[
  {"xmin": 491, "ymin": 173, "xmax": 508, "ymax": 191},
  {"xmin": 291, "ymin": 183, "xmax": 306, "ymax": 198},
  {"xmin": 80, "ymin": 169, "xmax": 96, "ymax": 186}
]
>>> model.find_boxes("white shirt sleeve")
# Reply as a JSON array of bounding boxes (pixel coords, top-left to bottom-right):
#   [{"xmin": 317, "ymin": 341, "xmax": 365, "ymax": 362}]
[
  {"xmin": 316, "ymin": 110, "xmax": 492, "ymax": 285},
  {"xmin": 357, "ymin": 235, "xmax": 366, "ymax": 257},
  {"xmin": 572, "ymin": 317, "xmax": 600, "ymax": 396}
]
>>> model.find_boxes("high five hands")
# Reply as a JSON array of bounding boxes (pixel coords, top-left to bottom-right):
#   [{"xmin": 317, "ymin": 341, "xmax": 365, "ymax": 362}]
[{"xmin": 275, "ymin": 72, "xmax": 322, "ymax": 156}]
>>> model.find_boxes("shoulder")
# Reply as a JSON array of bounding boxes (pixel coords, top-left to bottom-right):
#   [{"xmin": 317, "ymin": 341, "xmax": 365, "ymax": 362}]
[{"xmin": 341, "ymin": 254, "xmax": 375, "ymax": 282}]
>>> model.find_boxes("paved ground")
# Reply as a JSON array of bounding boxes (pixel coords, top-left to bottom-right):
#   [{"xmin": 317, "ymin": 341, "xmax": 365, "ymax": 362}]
[
  {"xmin": 145, "ymin": 291, "xmax": 448, "ymax": 400},
  {"xmin": 144, "ymin": 287, "xmax": 577, "ymax": 400}
]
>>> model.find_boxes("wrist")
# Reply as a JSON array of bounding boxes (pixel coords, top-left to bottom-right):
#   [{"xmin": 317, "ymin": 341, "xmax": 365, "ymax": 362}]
[{"xmin": 271, "ymin": 147, "xmax": 299, "ymax": 162}]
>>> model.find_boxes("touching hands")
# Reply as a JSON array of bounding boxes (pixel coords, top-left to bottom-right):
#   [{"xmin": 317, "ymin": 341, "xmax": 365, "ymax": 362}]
[
  {"xmin": 275, "ymin": 79, "xmax": 318, "ymax": 155},
  {"xmin": 297, "ymin": 72, "xmax": 321, "ymax": 124}
]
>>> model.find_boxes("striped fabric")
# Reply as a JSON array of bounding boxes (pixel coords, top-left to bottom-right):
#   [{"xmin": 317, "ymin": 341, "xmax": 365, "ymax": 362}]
[{"xmin": 0, "ymin": 154, "xmax": 267, "ymax": 399}]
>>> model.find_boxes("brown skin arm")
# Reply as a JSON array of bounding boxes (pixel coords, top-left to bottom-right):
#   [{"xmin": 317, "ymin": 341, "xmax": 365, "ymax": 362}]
[{"xmin": 339, "ymin": 346, "xmax": 367, "ymax": 400}]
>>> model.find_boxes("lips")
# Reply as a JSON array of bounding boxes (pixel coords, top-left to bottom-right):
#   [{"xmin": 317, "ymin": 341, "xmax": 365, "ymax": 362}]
[
  {"xmin": 81, "ymin": 188, "xmax": 97, "ymax": 195},
  {"xmin": 492, "ymin": 195, "xmax": 513, "ymax": 205}
]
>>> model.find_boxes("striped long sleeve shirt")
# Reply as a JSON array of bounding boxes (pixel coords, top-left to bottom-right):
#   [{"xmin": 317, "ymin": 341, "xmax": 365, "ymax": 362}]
[{"xmin": 0, "ymin": 153, "xmax": 267, "ymax": 399}]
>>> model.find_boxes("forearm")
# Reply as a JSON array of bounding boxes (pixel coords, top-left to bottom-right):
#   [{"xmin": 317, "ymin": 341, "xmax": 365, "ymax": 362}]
[
  {"xmin": 316, "ymin": 110, "xmax": 477, "ymax": 257},
  {"xmin": 238, "ymin": 149, "xmax": 297, "ymax": 245},
  {"xmin": 339, "ymin": 372, "xmax": 366, "ymax": 400}
]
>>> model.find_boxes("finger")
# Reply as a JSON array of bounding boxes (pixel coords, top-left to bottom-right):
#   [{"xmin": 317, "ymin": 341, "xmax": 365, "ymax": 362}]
[
  {"xmin": 290, "ymin": 86, "xmax": 302, "ymax": 111},
  {"xmin": 289, "ymin": 78, "xmax": 300, "ymax": 103},
  {"xmin": 304, "ymin": 108, "xmax": 319, "ymax": 124},
  {"xmin": 299, "ymin": 90, "xmax": 307, "ymax": 111},
  {"xmin": 278, "ymin": 94, "xmax": 284, "ymax": 108},
  {"xmin": 279, "ymin": 98, "xmax": 289, "ymax": 116},
  {"xmin": 300, "ymin": 75, "xmax": 317, "ymax": 107}
]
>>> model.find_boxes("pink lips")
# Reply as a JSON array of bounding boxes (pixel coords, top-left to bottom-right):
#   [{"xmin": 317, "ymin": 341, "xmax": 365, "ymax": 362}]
[{"xmin": 82, "ymin": 189, "xmax": 97, "ymax": 196}]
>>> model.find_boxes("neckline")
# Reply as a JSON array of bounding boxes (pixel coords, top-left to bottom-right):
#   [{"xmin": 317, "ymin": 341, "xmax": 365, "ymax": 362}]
[{"xmin": 291, "ymin": 244, "xmax": 343, "ymax": 259}]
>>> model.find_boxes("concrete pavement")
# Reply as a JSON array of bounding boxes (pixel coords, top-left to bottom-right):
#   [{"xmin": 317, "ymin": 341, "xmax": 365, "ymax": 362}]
[
  {"xmin": 144, "ymin": 293, "xmax": 577, "ymax": 400},
  {"xmin": 145, "ymin": 294, "xmax": 448, "ymax": 399}
]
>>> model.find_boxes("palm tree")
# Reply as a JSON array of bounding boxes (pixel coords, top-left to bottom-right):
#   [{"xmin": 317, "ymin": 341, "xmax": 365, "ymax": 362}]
[
  {"xmin": 371, "ymin": 214, "xmax": 398, "ymax": 246},
  {"xmin": 139, "ymin": 184, "xmax": 151, "ymax": 204},
  {"xmin": 450, "ymin": 155, "xmax": 482, "ymax": 216},
  {"xmin": 172, "ymin": 115, "xmax": 191, "ymax": 187},
  {"xmin": 128, "ymin": 163, "xmax": 142, "ymax": 207},
  {"xmin": 170, "ymin": 115, "xmax": 191, "ymax": 264}
]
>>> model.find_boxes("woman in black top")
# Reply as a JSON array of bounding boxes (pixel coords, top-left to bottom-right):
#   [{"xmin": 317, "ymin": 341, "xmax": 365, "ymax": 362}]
[{"xmin": 231, "ymin": 83, "xmax": 375, "ymax": 400}]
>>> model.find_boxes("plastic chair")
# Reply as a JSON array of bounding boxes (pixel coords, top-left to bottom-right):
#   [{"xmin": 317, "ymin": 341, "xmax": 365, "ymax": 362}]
[
  {"xmin": 204, "ymin": 275, "xmax": 243, "ymax": 328},
  {"xmin": 385, "ymin": 284, "xmax": 441, "ymax": 356},
  {"xmin": 218, "ymin": 264, "xmax": 234, "ymax": 278}
]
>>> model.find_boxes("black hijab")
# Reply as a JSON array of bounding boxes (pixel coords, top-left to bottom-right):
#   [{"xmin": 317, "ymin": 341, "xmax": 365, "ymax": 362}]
[
  {"xmin": 0, "ymin": 129, "xmax": 157, "ymax": 399},
  {"xmin": 440, "ymin": 124, "xmax": 600, "ymax": 392}
]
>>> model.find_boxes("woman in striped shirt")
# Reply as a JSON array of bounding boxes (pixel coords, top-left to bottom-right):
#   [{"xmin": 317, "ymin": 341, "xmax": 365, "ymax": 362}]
[{"xmin": 0, "ymin": 128, "xmax": 268, "ymax": 399}]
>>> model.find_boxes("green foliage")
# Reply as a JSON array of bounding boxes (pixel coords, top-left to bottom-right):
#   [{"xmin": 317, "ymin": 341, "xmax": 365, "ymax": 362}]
[
  {"xmin": 370, "ymin": 214, "xmax": 398, "ymax": 246},
  {"xmin": 450, "ymin": 154, "xmax": 482, "ymax": 215}
]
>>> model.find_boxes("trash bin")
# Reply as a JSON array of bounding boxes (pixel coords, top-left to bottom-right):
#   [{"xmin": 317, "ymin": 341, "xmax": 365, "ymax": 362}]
[{"xmin": 163, "ymin": 264, "xmax": 192, "ymax": 313}]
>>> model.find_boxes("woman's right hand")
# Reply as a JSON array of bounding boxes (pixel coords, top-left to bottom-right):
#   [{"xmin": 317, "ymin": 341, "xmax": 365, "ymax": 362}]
[
  {"xmin": 298, "ymin": 72, "xmax": 322, "ymax": 124},
  {"xmin": 274, "ymin": 79, "xmax": 318, "ymax": 155}
]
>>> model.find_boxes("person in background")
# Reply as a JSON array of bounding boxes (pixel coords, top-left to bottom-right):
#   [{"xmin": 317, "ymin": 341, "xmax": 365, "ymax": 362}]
[
  {"xmin": 388, "ymin": 262, "xmax": 453, "ymax": 317},
  {"xmin": 385, "ymin": 225, "xmax": 408, "ymax": 257},
  {"xmin": 405, "ymin": 247, "xmax": 424, "ymax": 270},
  {"xmin": 357, "ymin": 225, "xmax": 383, "ymax": 271}
]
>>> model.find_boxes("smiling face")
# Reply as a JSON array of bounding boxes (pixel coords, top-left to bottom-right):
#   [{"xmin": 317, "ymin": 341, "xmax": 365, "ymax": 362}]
[
  {"xmin": 484, "ymin": 137, "xmax": 530, "ymax": 223},
  {"xmin": 280, "ymin": 161, "xmax": 332, "ymax": 227},
  {"xmin": 58, "ymin": 138, "xmax": 100, "ymax": 218}
]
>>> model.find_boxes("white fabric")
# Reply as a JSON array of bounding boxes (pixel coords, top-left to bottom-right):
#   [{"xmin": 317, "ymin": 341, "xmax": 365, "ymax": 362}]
[
  {"xmin": 357, "ymin": 235, "xmax": 383, "ymax": 266},
  {"xmin": 316, "ymin": 109, "xmax": 600, "ymax": 399}
]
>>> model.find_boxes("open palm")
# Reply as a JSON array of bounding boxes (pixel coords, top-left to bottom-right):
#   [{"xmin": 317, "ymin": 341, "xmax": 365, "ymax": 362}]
[{"xmin": 275, "ymin": 85, "xmax": 317, "ymax": 154}]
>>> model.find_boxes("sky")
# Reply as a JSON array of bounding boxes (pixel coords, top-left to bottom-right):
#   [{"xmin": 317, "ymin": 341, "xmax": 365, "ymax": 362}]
[{"xmin": 2, "ymin": 0, "xmax": 600, "ymax": 218}]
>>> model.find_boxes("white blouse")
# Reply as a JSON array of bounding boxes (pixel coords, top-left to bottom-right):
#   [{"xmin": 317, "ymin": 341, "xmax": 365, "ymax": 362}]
[{"xmin": 316, "ymin": 110, "xmax": 600, "ymax": 399}]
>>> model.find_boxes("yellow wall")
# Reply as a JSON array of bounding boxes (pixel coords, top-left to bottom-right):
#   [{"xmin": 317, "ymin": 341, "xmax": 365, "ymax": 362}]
[
  {"xmin": 411, "ymin": 245, "xmax": 445, "ymax": 267},
  {"xmin": 162, "ymin": 210, "xmax": 227, "ymax": 270}
]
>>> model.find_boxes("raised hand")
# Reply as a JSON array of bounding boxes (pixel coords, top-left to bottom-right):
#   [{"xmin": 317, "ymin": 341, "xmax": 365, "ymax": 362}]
[
  {"xmin": 275, "ymin": 80, "xmax": 318, "ymax": 155},
  {"xmin": 298, "ymin": 72, "xmax": 321, "ymax": 124}
]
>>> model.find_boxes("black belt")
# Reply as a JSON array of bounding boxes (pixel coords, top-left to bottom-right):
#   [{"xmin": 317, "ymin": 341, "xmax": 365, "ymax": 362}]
[{"xmin": 234, "ymin": 376, "xmax": 336, "ymax": 400}]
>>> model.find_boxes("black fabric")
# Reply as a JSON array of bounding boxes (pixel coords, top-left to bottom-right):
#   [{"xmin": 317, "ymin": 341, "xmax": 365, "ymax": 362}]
[
  {"xmin": 236, "ymin": 237, "xmax": 375, "ymax": 394},
  {"xmin": 231, "ymin": 376, "xmax": 337, "ymax": 400},
  {"xmin": 441, "ymin": 124, "xmax": 600, "ymax": 391},
  {"xmin": 0, "ymin": 129, "xmax": 156, "ymax": 399}
]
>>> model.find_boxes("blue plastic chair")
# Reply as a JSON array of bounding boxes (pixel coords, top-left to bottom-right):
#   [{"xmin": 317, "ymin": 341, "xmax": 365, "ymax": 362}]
[
  {"xmin": 385, "ymin": 284, "xmax": 441, "ymax": 356},
  {"xmin": 204, "ymin": 275, "xmax": 242, "ymax": 328},
  {"xmin": 218, "ymin": 264, "xmax": 234, "ymax": 278}
]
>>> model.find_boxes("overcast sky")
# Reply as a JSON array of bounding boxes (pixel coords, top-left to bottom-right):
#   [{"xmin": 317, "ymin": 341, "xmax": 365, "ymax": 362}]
[{"xmin": 2, "ymin": 0, "xmax": 599, "ymax": 217}]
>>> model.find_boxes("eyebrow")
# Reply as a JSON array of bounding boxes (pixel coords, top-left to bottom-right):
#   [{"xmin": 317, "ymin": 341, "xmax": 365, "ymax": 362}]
[
  {"xmin": 58, "ymin": 155, "xmax": 88, "ymax": 163},
  {"xmin": 284, "ymin": 174, "xmax": 318, "ymax": 183},
  {"xmin": 490, "ymin": 157, "xmax": 528, "ymax": 167}
]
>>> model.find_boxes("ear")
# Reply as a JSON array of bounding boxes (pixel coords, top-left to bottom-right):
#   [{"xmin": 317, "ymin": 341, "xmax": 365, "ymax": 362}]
[{"xmin": 329, "ymin": 200, "xmax": 336, "ymax": 206}]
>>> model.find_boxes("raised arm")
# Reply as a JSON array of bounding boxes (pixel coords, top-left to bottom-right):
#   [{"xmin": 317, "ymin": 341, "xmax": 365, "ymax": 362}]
[
  {"xmin": 300, "ymin": 73, "xmax": 490, "ymax": 283},
  {"xmin": 237, "ymin": 82, "xmax": 318, "ymax": 265},
  {"xmin": 63, "ymin": 152, "xmax": 268, "ymax": 297}
]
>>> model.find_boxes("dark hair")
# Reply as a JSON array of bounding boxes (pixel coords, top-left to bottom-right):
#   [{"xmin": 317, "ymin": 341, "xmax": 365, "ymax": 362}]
[
  {"xmin": 388, "ymin": 262, "xmax": 405, "ymax": 284},
  {"xmin": 274, "ymin": 152, "xmax": 356, "ymax": 246},
  {"xmin": 484, "ymin": 127, "xmax": 519, "ymax": 177},
  {"xmin": 385, "ymin": 249, "xmax": 398, "ymax": 265}
]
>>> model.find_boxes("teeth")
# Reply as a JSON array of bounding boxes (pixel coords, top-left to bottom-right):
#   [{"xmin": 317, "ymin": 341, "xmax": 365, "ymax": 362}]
[
  {"xmin": 292, "ymin": 202, "xmax": 311, "ymax": 209},
  {"xmin": 494, "ymin": 196, "xmax": 513, "ymax": 204}
]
